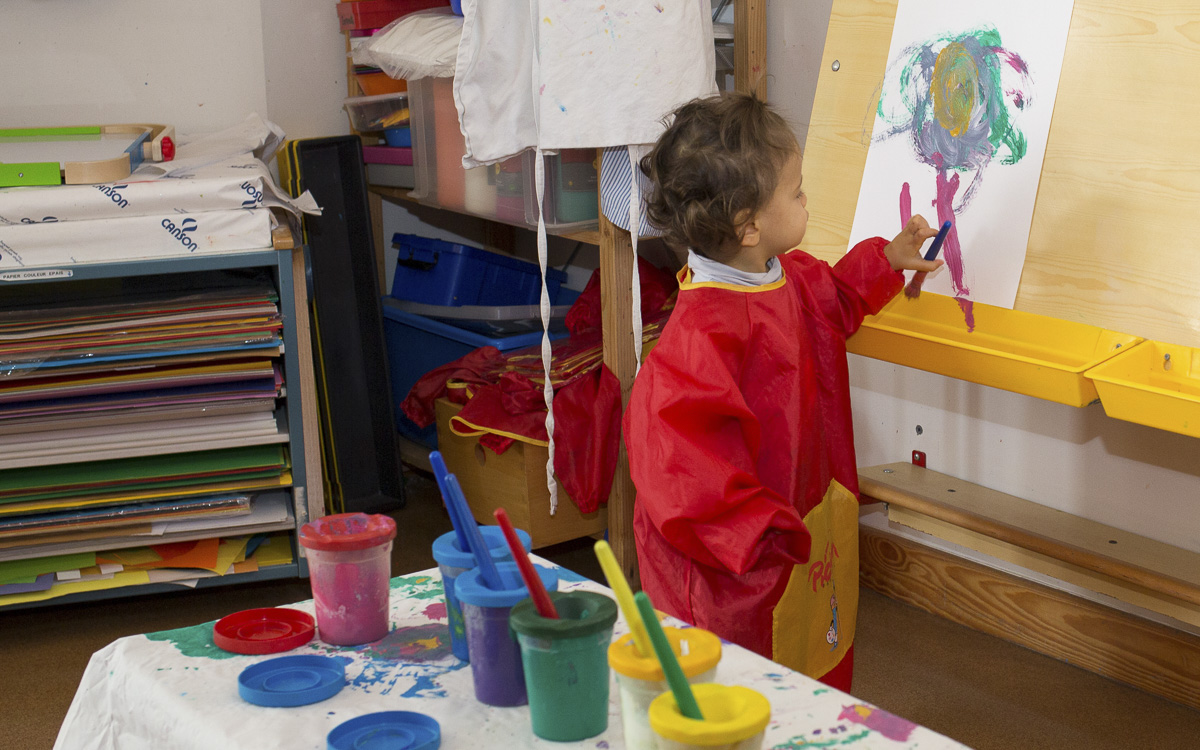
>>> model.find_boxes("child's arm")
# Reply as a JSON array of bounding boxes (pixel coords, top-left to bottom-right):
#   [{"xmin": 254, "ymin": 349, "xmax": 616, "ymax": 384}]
[
  {"xmin": 793, "ymin": 215, "xmax": 941, "ymax": 337},
  {"xmin": 625, "ymin": 323, "xmax": 810, "ymax": 576}
]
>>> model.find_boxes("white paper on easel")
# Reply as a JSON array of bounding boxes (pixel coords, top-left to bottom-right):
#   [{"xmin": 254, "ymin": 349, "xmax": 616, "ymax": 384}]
[
  {"xmin": 0, "ymin": 208, "xmax": 274, "ymax": 268},
  {"xmin": 847, "ymin": 0, "xmax": 1075, "ymax": 311}
]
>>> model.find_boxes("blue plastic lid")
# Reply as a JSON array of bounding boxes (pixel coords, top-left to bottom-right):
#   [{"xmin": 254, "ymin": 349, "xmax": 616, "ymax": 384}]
[
  {"xmin": 328, "ymin": 711, "xmax": 440, "ymax": 750},
  {"xmin": 238, "ymin": 655, "xmax": 345, "ymax": 707},
  {"xmin": 431, "ymin": 525, "xmax": 530, "ymax": 570},
  {"xmin": 454, "ymin": 560, "xmax": 559, "ymax": 609}
]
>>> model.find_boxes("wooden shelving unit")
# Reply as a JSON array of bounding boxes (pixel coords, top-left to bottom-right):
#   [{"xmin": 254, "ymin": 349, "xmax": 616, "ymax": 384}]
[{"xmin": 344, "ymin": 2, "xmax": 768, "ymax": 586}]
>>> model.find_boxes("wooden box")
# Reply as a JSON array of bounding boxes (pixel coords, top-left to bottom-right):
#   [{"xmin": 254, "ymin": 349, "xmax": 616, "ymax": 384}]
[{"xmin": 434, "ymin": 399, "xmax": 608, "ymax": 549}]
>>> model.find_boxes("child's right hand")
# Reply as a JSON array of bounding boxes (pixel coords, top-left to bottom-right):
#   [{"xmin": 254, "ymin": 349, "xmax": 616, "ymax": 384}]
[{"xmin": 884, "ymin": 215, "xmax": 945, "ymax": 273}]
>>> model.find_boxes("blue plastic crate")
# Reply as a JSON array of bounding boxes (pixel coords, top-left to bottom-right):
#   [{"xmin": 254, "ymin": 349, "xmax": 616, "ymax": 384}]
[
  {"xmin": 381, "ymin": 299, "xmax": 567, "ymax": 448},
  {"xmin": 391, "ymin": 233, "xmax": 568, "ymax": 307}
]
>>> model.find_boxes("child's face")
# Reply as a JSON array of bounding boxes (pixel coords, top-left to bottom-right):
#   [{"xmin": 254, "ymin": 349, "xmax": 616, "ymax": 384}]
[{"xmin": 751, "ymin": 150, "xmax": 809, "ymax": 258}]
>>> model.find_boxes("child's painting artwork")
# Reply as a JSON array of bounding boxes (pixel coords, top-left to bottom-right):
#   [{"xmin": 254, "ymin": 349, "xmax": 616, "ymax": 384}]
[{"xmin": 847, "ymin": 0, "xmax": 1075, "ymax": 327}]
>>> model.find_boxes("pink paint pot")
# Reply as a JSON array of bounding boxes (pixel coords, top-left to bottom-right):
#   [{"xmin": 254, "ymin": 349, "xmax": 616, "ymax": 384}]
[{"xmin": 300, "ymin": 513, "xmax": 397, "ymax": 646}]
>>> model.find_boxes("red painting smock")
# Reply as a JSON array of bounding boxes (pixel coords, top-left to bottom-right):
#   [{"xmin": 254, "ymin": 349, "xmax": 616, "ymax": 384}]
[{"xmin": 624, "ymin": 239, "xmax": 902, "ymax": 688}]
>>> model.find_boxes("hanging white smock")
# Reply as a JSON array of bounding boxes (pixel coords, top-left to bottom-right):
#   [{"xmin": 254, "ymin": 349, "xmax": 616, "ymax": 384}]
[{"xmin": 454, "ymin": 0, "xmax": 716, "ymax": 512}]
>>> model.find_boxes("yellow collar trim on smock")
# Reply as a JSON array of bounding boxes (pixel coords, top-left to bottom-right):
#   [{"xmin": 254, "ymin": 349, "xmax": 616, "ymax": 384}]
[{"xmin": 676, "ymin": 264, "xmax": 788, "ymax": 293}]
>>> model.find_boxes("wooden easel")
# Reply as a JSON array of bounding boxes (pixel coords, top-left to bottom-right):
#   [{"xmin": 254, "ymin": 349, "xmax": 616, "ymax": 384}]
[
  {"xmin": 803, "ymin": 0, "xmax": 1200, "ymax": 348},
  {"xmin": 801, "ymin": 0, "xmax": 1200, "ymax": 709}
]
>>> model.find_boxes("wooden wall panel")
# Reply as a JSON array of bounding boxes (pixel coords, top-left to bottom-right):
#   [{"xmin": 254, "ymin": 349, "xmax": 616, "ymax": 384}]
[{"xmin": 860, "ymin": 523, "xmax": 1200, "ymax": 711}]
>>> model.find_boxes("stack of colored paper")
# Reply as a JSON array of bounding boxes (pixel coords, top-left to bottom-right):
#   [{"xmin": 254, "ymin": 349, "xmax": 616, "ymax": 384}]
[
  {"xmin": 0, "ymin": 281, "xmax": 296, "ymax": 599},
  {"xmin": 0, "ymin": 530, "xmax": 296, "ymax": 606},
  {"xmin": 0, "ymin": 285, "xmax": 286, "ymax": 469}
]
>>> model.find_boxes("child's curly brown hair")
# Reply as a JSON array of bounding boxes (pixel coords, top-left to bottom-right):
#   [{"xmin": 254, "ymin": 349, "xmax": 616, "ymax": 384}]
[{"xmin": 640, "ymin": 92, "xmax": 799, "ymax": 261}]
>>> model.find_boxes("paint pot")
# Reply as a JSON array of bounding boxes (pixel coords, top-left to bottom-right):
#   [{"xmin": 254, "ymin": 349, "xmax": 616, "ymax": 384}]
[
  {"xmin": 509, "ymin": 591, "xmax": 618, "ymax": 741},
  {"xmin": 454, "ymin": 561, "xmax": 559, "ymax": 706},
  {"xmin": 431, "ymin": 526, "xmax": 532, "ymax": 662},
  {"xmin": 608, "ymin": 627, "xmax": 722, "ymax": 750},
  {"xmin": 648, "ymin": 683, "xmax": 770, "ymax": 750},
  {"xmin": 299, "ymin": 513, "xmax": 396, "ymax": 646}
]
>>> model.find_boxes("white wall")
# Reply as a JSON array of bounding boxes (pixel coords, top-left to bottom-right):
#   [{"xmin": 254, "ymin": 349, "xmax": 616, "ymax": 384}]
[
  {"xmin": 1, "ymin": 0, "xmax": 348, "ymax": 141},
  {"xmin": 769, "ymin": 3, "xmax": 1200, "ymax": 553},
  {"xmin": 260, "ymin": 0, "xmax": 354, "ymax": 139}
]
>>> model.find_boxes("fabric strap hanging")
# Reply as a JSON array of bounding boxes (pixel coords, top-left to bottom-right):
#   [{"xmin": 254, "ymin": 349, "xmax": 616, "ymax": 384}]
[{"xmin": 454, "ymin": 0, "xmax": 717, "ymax": 512}]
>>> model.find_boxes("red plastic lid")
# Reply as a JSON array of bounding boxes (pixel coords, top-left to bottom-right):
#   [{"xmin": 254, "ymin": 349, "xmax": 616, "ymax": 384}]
[
  {"xmin": 299, "ymin": 512, "xmax": 396, "ymax": 551},
  {"xmin": 160, "ymin": 136, "xmax": 175, "ymax": 161},
  {"xmin": 214, "ymin": 607, "xmax": 315, "ymax": 654}
]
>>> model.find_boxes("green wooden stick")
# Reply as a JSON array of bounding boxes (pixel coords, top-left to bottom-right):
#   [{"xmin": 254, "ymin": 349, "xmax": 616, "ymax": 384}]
[{"xmin": 634, "ymin": 591, "xmax": 704, "ymax": 720}]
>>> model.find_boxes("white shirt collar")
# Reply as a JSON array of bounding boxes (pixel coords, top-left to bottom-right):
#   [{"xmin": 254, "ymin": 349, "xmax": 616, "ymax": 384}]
[{"xmin": 686, "ymin": 248, "xmax": 783, "ymax": 287}]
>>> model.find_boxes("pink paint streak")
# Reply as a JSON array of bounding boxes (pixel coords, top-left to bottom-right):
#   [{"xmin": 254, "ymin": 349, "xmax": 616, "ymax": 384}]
[
  {"xmin": 423, "ymin": 602, "xmax": 447, "ymax": 620},
  {"xmin": 838, "ymin": 704, "xmax": 917, "ymax": 742},
  {"xmin": 932, "ymin": 154, "xmax": 975, "ymax": 330},
  {"xmin": 900, "ymin": 181, "xmax": 929, "ymax": 299},
  {"xmin": 956, "ymin": 297, "xmax": 976, "ymax": 330},
  {"xmin": 988, "ymin": 46, "xmax": 1029, "ymax": 74}
]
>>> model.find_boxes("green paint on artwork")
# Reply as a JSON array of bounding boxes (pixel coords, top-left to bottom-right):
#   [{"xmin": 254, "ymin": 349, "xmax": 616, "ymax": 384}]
[
  {"xmin": 771, "ymin": 730, "xmax": 871, "ymax": 748},
  {"xmin": 389, "ymin": 574, "xmax": 445, "ymax": 600},
  {"xmin": 145, "ymin": 620, "xmax": 237, "ymax": 660}
]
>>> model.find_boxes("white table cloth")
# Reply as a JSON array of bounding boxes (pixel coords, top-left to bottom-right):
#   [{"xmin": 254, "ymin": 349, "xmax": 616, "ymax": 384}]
[{"xmin": 54, "ymin": 563, "xmax": 969, "ymax": 750}]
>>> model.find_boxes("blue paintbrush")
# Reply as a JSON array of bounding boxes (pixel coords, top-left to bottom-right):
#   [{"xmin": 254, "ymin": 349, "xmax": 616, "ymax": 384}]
[
  {"xmin": 445, "ymin": 475, "xmax": 502, "ymax": 589},
  {"xmin": 924, "ymin": 220, "xmax": 952, "ymax": 261},
  {"xmin": 429, "ymin": 451, "xmax": 471, "ymax": 553},
  {"xmin": 906, "ymin": 220, "xmax": 952, "ymax": 298}
]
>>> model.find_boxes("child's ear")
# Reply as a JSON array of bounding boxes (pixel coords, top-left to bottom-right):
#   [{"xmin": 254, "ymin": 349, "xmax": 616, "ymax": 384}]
[{"xmin": 738, "ymin": 215, "xmax": 761, "ymax": 248}]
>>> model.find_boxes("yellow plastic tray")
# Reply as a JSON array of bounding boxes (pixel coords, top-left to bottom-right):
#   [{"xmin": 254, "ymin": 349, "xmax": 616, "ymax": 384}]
[
  {"xmin": 1086, "ymin": 341, "xmax": 1200, "ymax": 438},
  {"xmin": 846, "ymin": 292, "xmax": 1141, "ymax": 406}
]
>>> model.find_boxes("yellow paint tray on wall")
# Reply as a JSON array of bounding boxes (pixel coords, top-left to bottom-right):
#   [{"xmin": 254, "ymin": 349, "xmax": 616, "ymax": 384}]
[
  {"xmin": 1086, "ymin": 341, "xmax": 1200, "ymax": 438},
  {"xmin": 846, "ymin": 292, "xmax": 1140, "ymax": 406}
]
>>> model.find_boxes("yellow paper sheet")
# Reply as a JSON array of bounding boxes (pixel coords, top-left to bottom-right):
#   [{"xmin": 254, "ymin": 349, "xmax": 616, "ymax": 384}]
[
  {"xmin": 214, "ymin": 536, "xmax": 250, "ymax": 574},
  {"xmin": 251, "ymin": 534, "xmax": 294, "ymax": 568},
  {"xmin": 0, "ymin": 570, "xmax": 151, "ymax": 606}
]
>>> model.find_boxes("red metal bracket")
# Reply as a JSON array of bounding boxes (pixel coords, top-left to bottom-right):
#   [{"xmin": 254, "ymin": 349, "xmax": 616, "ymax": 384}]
[{"xmin": 911, "ymin": 450, "xmax": 927, "ymax": 468}]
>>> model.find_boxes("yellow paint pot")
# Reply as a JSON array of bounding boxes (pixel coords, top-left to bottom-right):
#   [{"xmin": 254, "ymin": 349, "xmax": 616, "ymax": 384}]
[
  {"xmin": 608, "ymin": 626, "xmax": 722, "ymax": 750},
  {"xmin": 648, "ymin": 683, "xmax": 770, "ymax": 750}
]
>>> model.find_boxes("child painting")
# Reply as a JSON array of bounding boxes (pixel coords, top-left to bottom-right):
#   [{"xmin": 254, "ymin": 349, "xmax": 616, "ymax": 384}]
[{"xmin": 624, "ymin": 92, "xmax": 942, "ymax": 691}]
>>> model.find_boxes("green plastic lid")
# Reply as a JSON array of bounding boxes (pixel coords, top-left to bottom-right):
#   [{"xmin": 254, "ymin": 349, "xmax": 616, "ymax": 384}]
[{"xmin": 509, "ymin": 591, "xmax": 617, "ymax": 640}]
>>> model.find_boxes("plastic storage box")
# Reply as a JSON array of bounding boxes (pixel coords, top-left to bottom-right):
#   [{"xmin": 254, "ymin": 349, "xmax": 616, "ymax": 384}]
[
  {"xmin": 344, "ymin": 93, "xmax": 409, "ymax": 133},
  {"xmin": 408, "ymin": 77, "xmax": 599, "ymax": 231},
  {"xmin": 384, "ymin": 297, "xmax": 574, "ymax": 337},
  {"xmin": 381, "ymin": 300, "xmax": 568, "ymax": 448},
  {"xmin": 391, "ymin": 233, "xmax": 568, "ymax": 307}
]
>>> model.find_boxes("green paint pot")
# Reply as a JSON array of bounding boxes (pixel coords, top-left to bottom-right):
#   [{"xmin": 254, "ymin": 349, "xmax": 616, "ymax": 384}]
[{"xmin": 509, "ymin": 591, "xmax": 618, "ymax": 742}]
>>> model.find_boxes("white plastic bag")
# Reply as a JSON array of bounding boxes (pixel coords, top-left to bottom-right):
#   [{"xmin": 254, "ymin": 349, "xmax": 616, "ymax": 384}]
[{"xmin": 367, "ymin": 9, "xmax": 463, "ymax": 81}]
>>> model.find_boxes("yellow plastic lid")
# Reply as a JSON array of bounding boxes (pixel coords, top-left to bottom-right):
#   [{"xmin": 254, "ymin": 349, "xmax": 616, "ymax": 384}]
[
  {"xmin": 649, "ymin": 683, "xmax": 771, "ymax": 746},
  {"xmin": 608, "ymin": 626, "xmax": 722, "ymax": 682}
]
